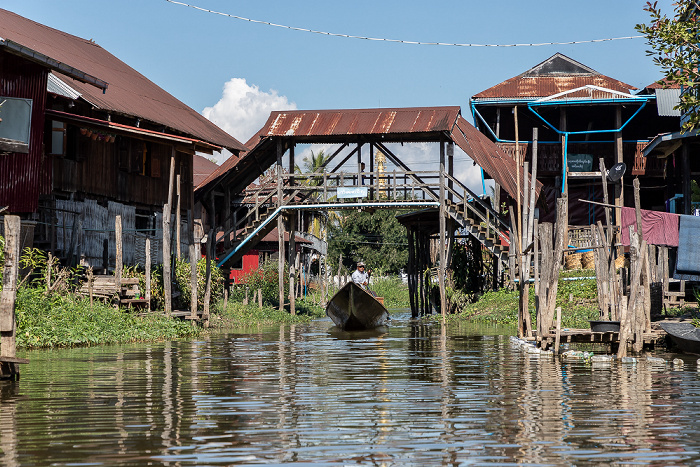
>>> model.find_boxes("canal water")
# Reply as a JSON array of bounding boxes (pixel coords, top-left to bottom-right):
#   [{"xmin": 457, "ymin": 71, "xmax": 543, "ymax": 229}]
[{"xmin": 2, "ymin": 312, "xmax": 700, "ymax": 466}]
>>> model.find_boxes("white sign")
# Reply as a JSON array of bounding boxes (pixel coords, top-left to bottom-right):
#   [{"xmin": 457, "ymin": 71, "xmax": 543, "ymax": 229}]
[{"xmin": 337, "ymin": 187, "xmax": 368, "ymax": 199}]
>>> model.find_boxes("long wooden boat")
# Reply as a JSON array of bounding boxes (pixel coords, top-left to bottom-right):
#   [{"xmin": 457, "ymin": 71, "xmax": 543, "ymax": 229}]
[
  {"xmin": 659, "ymin": 322, "xmax": 700, "ymax": 355},
  {"xmin": 326, "ymin": 282, "xmax": 389, "ymax": 331}
]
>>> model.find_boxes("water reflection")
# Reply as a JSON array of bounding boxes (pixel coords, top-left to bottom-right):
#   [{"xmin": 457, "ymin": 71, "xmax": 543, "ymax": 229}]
[{"xmin": 1, "ymin": 315, "xmax": 700, "ymax": 465}]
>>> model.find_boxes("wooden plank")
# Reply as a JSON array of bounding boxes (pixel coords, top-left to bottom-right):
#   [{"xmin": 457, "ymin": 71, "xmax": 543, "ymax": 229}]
[{"xmin": 0, "ymin": 356, "xmax": 29, "ymax": 364}]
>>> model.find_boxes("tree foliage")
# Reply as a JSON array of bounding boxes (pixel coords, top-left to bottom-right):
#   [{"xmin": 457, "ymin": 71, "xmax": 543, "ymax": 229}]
[
  {"xmin": 327, "ymin": 209, "xmax": 408, "ymax": 275},
  {"xmin": 636, "ymin": 1, "xmax": 700, "ymax": 132}
]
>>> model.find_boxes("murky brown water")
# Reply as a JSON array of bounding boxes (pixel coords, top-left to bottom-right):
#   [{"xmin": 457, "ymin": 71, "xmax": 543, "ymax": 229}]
[{"xmin": 2, "ymin": 312, "xmax": 700, "ymax": 466}]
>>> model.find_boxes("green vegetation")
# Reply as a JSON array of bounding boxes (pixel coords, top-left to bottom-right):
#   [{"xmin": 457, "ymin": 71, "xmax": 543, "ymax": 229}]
[
  {"xmin": 368, "ymin": 276, "xmax": 410, "ymax": 309},
  {"xmin": 16, "ymin": 288, "xmax": 198, "ymax": 349},
  {"xmin": 0, "ymin": 240, "xmax": 215, "ymax": 349},
  {"xmin": 636, "ymin": 1, "xmax": 700, "ymax": 133},
  {"xmin": 441, "ymin": 273, "xmax": 600, "ymax": 329},
  {"xmin": 215, "ymin": 300, "xmax": 324, "ymax": 328},
  {"xmin": 328, "ymin": 208, "xmax": 410, "ymax": 275}
]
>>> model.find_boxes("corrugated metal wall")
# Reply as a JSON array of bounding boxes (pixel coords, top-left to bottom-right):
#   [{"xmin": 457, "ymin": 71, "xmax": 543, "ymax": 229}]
[{"xmin": 0, "ymin": 51, "xmax": 49, "ymax": 212}]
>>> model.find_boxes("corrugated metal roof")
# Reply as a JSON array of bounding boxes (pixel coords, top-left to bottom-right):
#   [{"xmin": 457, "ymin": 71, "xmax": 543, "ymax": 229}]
[
  {"xmin": 451, "ymin": 115, "xmax": 540, "ymax": 202},
  {"xmin": 0, "ymin": 8, "xmax": 246, "ymax": 152},
  {"xmin": 47, "ymin": 73, "xmax": 81, "ymax": 100},
  {"xmin": 193, "ymin": 154, "xmax": 220, "ymax": 188},
  {"xmin": 198, "ymin": 106, "xmax": 540, "ymax": 205},
  {"xmin": 655, "ymin": 88, "xmax": 681, "ymax": 117},
  {"xmin": 472, "ymin": 53, "xmax": 636, "ymax": 100},
  {"xmin": 256, "ymin": 107, "xmax": 461, "ymax": 139}
]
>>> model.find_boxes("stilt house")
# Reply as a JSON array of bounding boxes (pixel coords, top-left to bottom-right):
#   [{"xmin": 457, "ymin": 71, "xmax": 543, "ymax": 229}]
[{"xmin": 0, "ymin": 9, "xmax": 246, "ymax": 268}]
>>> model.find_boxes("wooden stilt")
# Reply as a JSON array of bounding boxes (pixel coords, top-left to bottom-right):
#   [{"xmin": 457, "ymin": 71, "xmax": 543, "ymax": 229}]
[
  {"xmin": 176, "ymin": 174, "xmax": 181, "ymax": 260},
  {"xmin": 115, "ymin": 215, "xmax": 123, "ymax": 288},
  {"xmin": 189, "ymin": 242, "xmax": 198, "ymax": 319},
  {"xmin": 1, "ymin": 216, "xmax": 27, "ymax": 380},
  {"xmin": 145, "ymin": 237, "xmax": 151, "ymax": 313}
]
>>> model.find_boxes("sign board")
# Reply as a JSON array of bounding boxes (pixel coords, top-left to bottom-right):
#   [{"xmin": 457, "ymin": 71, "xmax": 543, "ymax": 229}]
[
  {"xmin": 0, "ymin": 97, "xmax": 32, "ymax": 154},
  {"xmin": 567, "ymin": 153, "xmax": 593, "ymax": 172},
  {"xmin": 337, "ymin": 187, "xmax": 368, "ymax": 199}
]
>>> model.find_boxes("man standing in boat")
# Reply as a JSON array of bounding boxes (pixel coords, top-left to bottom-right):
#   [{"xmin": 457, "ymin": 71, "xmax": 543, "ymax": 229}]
[{"xmin": 352, "ymin": 261, "xmax": 370, "ymax": 290}]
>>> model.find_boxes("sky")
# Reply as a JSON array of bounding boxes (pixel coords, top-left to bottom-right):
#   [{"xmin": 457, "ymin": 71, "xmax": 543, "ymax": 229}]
[{"xmin": 4, "ymin": 0, "xmax": 678, "ymax": 192}]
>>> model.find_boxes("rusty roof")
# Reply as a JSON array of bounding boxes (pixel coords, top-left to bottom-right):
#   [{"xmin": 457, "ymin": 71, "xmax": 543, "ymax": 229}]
[
  {"xmin": 193, "ymin": 155, "xmax": 220, "ymax": 189},
  {"xmin": 452, "ymin": 115, "xmax": 540, "ymax": 201},
  {"xmin": 198, "ymin": 106, "xmax": 540, "ymax": 204},
  {"xmin": 0, "ymin": 8, "xmax": 246, "ymax": 152},
  {"xmin": 246, "ymin": 106, "xmax": 462, "ymax": 145},
  {"xmin": 472, "ymin": 53, "xmax": 636, "ymax": 100}
]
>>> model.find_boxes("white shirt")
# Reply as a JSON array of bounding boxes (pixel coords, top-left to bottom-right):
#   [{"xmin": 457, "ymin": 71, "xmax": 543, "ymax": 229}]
[{"xmin": 351, "ymin": 269, "xmax": 369, "ymax": 288}]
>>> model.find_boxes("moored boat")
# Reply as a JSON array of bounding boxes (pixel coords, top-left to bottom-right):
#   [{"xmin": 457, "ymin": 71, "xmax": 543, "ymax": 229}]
[
  {"xmin": 659, "ymin": 322, "xmax": 700, "ymax": 355},
  {"xmin": 326, "ymin": 282, "xmax": 389, "ymax": 330}
]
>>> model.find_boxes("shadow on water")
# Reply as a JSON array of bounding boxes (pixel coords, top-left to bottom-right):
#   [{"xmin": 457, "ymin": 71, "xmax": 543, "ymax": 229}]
[{"xmin": 328, "ymin": 325, "xmax": 389, "ymax": 340}]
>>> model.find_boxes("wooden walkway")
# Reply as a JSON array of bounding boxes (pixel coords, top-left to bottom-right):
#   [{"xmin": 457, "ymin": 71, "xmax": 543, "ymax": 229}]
[{"xmin": 537, "ymin": 327, "xmax": 667, "ymax": 351}]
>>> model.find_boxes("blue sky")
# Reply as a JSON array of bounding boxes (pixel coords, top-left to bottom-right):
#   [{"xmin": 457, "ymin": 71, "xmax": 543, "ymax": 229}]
[{"xmin": 4, "ymin": 1, "xmax": 678, "ymax": 188}]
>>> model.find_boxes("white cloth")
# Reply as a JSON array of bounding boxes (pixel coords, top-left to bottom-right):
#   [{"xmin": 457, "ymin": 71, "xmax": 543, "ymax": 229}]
[{"xmin": 351, "ymin": 269, "xmax": 369, "ymax": 288}]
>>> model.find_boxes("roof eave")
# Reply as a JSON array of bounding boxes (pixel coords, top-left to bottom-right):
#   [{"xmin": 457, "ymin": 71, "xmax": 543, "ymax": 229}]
[{"xmin": 1, "ymin": 38, "xmax": 108, "ymax": 91}]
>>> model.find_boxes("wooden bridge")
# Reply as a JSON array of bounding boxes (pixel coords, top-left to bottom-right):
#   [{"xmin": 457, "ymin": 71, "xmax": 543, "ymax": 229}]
[{"xmin": 195, "ymin": 106, "xmax": 541, "ymax": 317}]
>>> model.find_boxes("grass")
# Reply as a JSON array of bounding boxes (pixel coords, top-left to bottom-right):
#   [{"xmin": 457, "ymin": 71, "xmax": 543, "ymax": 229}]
[
  {"xmin": 214, "ymin": 298, "xmax": 325, "ymax": 328},
  {"xmin": 444, "ymin": 272, "xmax": 601, "ymax": 329},
  {"xmin": 16, "ymin": 288, "xmax": 199, "ymax": 349}
]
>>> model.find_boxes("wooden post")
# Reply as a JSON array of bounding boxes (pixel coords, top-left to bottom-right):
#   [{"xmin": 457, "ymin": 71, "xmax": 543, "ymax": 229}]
[
  {"xmin": 115, "ymin": 215, "xmax": 123, "ymax": 289},
  {"xmin": 243, "ymin": 287, "xmax": 248, "ymax": 306},
  {"xmin": 176, "ymin": 174, "xmax": 181, "ymax": 260},
  {"xmin": 439, "ymin": 140, "xmax": 447, "ymax": 318},
  {"xmin": 447, "ymin": 142, "xmax": 454, "ymax": 203},
  {"xmin": 514, "ymin": 106, "xmax": 522, "ymax": 255},
  {"xmin": 189, "ymin": 242, "xmax": 198, "ymax": 319},
  {"xmin": 163, "ymin": 148, "xmax": 176, "ymax": 316},
  {"xmin": 258, "ymin": 288, "xmax": 263, "ymax": 309},
  {"xmin": 162, "ymin": 203, "xmax": 172, "ymax": 316},
  {"xmin": 145, "ymin": 237, "xmax": 152, "ymax": 313},
  {"xmin": 523, "ymin": 161, "xmax": 530, "ymax": 247},
  {"xmin": 88, "ymin": 266, "xmax": 94, "ymax": 308},
  {"xmin": 528, "ymin": 128, "xmax": 539, "ymax": 246},
  {"xmin": 277, "ymin": 139, "xmax": 285, "ymax": 312},
  {"xmin": 614, "ymin": 106, "xmax": 624, "ymax": 251},
  {"xmin": 289, "ymin": 213, "xmax": 296, "ymax": 316},
  {"xmin": 203, "ymin": 227, "xmax": 213, "ymax": 324},
  {"xmin": 554, "ymin": 306, "xmax": 562, "ymax": 355},
  {"xmin": 0, "ymin": 215, "xmax": 20, "ymax": 377},
  {"xmin": 599, "ymin": 158, "xmax": 612, "ymax": 242}
]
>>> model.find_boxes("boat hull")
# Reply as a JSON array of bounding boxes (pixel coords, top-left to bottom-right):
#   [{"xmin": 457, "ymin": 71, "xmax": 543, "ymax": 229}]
[
  {"xmin": 660, "ymin": 322, "xmax": 700, "ymax": 355},
  {"xmin": 326, "ymin": 282, "xmax": 389, "ymax": 331}
]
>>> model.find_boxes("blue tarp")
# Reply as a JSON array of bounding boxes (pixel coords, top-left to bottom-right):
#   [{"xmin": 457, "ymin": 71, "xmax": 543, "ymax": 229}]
[{"xmin": 674, "ymin": 214, "xmax": 700, "ymax": 281}]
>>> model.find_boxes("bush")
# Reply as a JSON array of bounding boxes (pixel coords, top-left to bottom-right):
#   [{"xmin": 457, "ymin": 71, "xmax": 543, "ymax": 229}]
[
  {"xmin": 123, "ymin": 258, "xmax": 224, "ymax": 310},
  {"xmin": 233, "ymin": 260, "xmax": 289, "ymax": 306},
  {"xmin": 15, "ymin": 287, "xmax": 198, "ymax": 349}
]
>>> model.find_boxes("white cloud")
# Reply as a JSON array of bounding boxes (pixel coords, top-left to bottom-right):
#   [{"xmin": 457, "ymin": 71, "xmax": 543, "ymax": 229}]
[
  {"xmin": 203, "ymin": 77, "xmax": 296, "ymax": 145},
  {"xmin": 382, "ymin": 143, "xmax": 486, "ymax": 196}
]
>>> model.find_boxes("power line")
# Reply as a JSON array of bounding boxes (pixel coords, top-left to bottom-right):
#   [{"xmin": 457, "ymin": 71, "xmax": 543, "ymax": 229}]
[{"xmin": 165, "ymin": 0, "xmax": 643, "ymax": 48}]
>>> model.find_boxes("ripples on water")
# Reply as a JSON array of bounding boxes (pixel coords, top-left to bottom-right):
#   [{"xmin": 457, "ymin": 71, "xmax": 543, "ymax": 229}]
[{"xmin": 2, "ymin": 312, "xmax": 700, "ymax": 465}]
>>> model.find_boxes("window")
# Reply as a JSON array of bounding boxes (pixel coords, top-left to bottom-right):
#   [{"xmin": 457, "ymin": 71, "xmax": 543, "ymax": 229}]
[{"xmin": 50, "ymin": 121, "xmax": 66, "ymax": 155}]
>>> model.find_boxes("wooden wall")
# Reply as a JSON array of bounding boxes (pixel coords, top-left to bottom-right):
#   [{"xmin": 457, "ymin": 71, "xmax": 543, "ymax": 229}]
[{"xmin": 51, "ymin": 127, "xmax": 192, "ymax": 211}]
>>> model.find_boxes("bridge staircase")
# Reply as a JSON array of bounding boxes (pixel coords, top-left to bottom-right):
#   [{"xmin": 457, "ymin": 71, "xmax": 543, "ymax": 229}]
[{"xmin": 213, "ymin": 169, "xmax": 512, "ymax": 271}]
